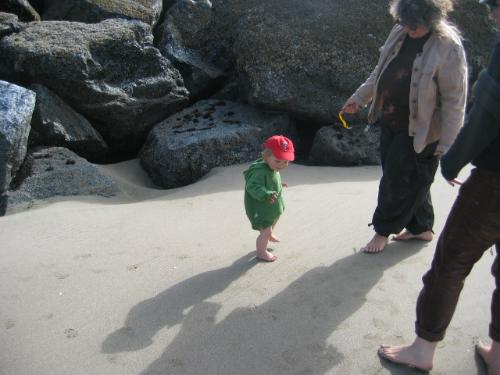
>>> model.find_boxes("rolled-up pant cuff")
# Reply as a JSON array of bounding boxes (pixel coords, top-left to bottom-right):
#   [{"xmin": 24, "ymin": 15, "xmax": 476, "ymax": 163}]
[
  {"xmin": 415, "ymin": 322, "xmax": 445, "ymax": 342},
  {"xmin": 490, "ymin": 324, "xmax": 500, "ymax": 342}
]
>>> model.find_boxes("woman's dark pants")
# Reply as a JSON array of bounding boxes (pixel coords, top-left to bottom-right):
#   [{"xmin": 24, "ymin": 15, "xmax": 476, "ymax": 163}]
[
  {"xmin": 415, "ymin": 168, "xmax": 500, "ymax": 342},
  {"xmin": 372, "ymin": 126, "xmax": 439, "ymax": 237}
]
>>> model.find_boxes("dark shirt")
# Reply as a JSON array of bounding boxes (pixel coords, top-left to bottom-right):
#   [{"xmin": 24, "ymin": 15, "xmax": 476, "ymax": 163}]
[
  {"xmin": 441, "ymin": 42, "xmax": 500, "ymax": 179},
  {"xmin": 377, "ymin": 32, "xmax": 431, "ymax": 132}
]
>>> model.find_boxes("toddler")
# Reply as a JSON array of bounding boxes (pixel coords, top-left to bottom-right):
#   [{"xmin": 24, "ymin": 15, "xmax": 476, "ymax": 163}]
[{"xmin": 243, "ymin": 135, "xmax": 294, "ymax": 262}]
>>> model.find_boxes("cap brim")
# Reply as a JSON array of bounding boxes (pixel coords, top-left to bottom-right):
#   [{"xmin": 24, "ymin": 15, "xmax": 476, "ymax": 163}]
[{"xmin": 273, "ymin": 151, "xmax": 295, "ymax": 161}]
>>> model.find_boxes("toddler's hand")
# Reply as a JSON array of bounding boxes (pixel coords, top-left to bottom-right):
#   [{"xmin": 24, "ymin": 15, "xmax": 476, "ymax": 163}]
[
  {"xmin": 269, "ymin": 193, "xmax": 278, "ymax": 204},
  {"xmin": 282, "ymin": 183, "xmax": 288, "ymax": 188}
]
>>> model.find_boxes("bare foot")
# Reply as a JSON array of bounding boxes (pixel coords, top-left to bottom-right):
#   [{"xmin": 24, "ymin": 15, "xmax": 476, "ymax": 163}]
[
  {"xmin": 378, "ymin": 337, "xmax": 436, "ymax": 372},
  {"xmin": 269, "ymin": 234, "xmax": 280, "ymax": 243},
  {"xmin": 361, "ymin": 234, "xmax": 388, "ymax": 253},
  {"xmin": 393, "ymin": 230, "xmax": 433, "ymax": 242},
  {"xmin": 476, "ymin": 341, "xmax": 500, "ymax": 375},
  {"xmin": 256, "ymin": 250, "xmax": 277, "ymax": 262}
]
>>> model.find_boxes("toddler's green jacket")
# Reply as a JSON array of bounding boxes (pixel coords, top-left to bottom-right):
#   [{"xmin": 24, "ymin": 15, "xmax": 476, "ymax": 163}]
[{"xmin": 244, "ymin": 159, "xmax": 285, "ymax": 230}]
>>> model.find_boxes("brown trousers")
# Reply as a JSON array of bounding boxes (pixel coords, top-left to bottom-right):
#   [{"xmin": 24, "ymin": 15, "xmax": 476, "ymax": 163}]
[{"xmin": 415, "ymin": 168, "xmax": 500, "ymax": 342}]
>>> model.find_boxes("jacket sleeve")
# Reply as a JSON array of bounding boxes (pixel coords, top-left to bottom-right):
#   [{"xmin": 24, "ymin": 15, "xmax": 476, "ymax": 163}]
[
  {"xmin": 441, "ymin": 104, "xmax": 500, "ymax": 180},
  {"xmin": 245, "ymin": 171, "xmax": 275, "ymax": 202},
  {"xmin": 348, "ymin": 26, "xmax": 398, "ymax": 107},
  {"xmin": 441, "ymin": 69, "xmax": 500, "ymax": 180},
  {"xmin": 435, "ymin": 43, "xmax": 468, "ymax": 155}
]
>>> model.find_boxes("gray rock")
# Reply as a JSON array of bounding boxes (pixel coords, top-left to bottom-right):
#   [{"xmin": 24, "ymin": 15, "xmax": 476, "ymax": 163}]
[
  {"xmin": 5, "ymin": 147, "xmax": 122, "ymax": 214},
  {"xmin": 43, "ymin": 0, "xmax": 163, "ymax": 27},
  {"xmin": 0, "ymin": 0, "xmax": 40, "ymax": 22},
  {"xmin": 29, "ymin": 84, "xmax": 108, "ymax": 163},
  {"xmin": 140, "ymin": 99, "xmax": 295, "ymax": 188},
  {"xmin": 0, "ymin": 12, "xmax": 20, "ymax": 38},
  {"xmin": 158, "ymin": 0, "xmax": 228, "ymax": 98},
  {"xmin": 0, "ymin": 19, "xmax": 189, "ymax": 156},
  {"xmin": 309, "ymin": 124, "xmax": 380, "ymax": 166},
  {"xmin": 0, "ymin": 80, "xmax": 35, "ymax": 193},
  {"xmin": 161, "ymin": 0, "xmax": 497, "ymax": 122}
]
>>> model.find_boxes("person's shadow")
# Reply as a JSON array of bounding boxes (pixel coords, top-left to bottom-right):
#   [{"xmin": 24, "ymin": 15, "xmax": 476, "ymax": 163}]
[
  {"xmin": 103, "ymin": 241, "xmax": 427, "ymax": 375},
  {"xmin": 102, "ymin": 253, "xmax": 258, "ymax": 353}
]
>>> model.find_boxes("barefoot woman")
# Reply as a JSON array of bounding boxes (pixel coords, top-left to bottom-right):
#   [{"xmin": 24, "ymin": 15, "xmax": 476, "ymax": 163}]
[{"xmin": 342, "ymin": 0, "xmax": 468, "ymax": 253}]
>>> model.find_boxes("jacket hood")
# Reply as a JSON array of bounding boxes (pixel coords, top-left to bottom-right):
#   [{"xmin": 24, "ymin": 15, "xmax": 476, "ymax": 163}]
[{"xmin": 243, "ymin": 159, "xmax": 272, "ymax": 180}]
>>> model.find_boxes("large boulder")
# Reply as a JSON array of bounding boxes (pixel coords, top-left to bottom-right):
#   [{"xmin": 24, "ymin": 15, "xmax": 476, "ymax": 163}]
[
  {"xmin": 43, "ymin": 0, "xmax": 163, "ymax": 27},
  {"xmin": 0, "ymin": 80, "xmax": 35, "ymax": 193},
  {"xmin": 0, "ymin": 19, "xmax": 189, "ymax": 157},
  {"xmin": 159, "ymin": 0, "xmax": 497, "ymax": 122},
  {"xmin": 5, "ymin": 147, "xmax": 122, "ymax": 214},
  {"xmin": 309, "ymin": 124, "xmax": 380, "ymax": 166},
  {"xmin": 140, "ymin": 99, "xmax": 295, "ymax": 188},
  {"xmin": 29, "ymin": 84, "xmax": 109, "ymax": 163},
  {"xmin": 157, "ymin": 0, "xmax": 230, "ymax": 98}
]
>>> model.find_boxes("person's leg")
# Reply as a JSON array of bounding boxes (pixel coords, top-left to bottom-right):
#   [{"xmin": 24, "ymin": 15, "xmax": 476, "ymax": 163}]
[
  {"xmin": 363, "ymin": 126, "xmax": 396, "ymax": 253},
  {"xmin": 256, "ymin": 226, "xmax": 276, "ymax": 262},
  {"xmin": 476, "ymin": 340, "xmax": 500, "ymax": 375},
  {"xmin": 379, "ymin": 169, "xmax": 500, "ymax": 370},
  {"xmin": 269, "ymin": 220, "xmax": 280, "ymax": 243},
  {"xmin": 378, "ymin": 337, "xmax": 436, "ymax": 371},
  {"xmin": 491, "ymin": 243, "xmax": 500, "ymax": 345},
  {"xmin": 366, "ymin": 131, "xmax": 417, "ymax": 252},
  {"xmin": 477, "ymin": 243, "xmax": 500, "ymax": 375},
  {"xmin": 394, "ymin": 141, "xmax": 438, "ymax": 241}
]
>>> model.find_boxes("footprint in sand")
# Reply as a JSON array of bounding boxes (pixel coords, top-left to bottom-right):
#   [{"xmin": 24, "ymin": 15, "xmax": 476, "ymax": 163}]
[
  {"xmin": 5, "ymin": 319, "xmax": 15, "ymax": 329},
  {"xmin": 64, "ymin": 328, "xmax": 78, "ymax": 338},
  {"xmin": 54, "ymin": 272, "xmax": 70, "ymax": 279}
]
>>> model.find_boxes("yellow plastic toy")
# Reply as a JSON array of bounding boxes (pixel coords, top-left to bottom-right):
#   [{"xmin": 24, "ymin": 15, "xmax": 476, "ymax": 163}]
[{"xmin": 338, "ymin": 112, "xmax": 351, "ymax": 129}]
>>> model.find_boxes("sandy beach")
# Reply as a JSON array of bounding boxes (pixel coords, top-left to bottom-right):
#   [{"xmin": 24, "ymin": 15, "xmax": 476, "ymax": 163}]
[{"xmin": 0, "ymin": 161, "xmax": 493, "ymax": 375}]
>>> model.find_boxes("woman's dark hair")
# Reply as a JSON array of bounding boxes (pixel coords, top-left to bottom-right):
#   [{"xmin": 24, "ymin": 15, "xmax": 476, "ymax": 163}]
[
  {"xmin": 390, "ymin": 0, "xmax": 454, "ymax": 29},
  {"xmin": 390, "ymin": 0, "xmax": 461, "ymax": 39}
]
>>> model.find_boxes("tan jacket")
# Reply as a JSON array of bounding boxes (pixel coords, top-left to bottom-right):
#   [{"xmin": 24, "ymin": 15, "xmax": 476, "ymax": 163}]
[{"xmin": 349, "ymin": 25, "xmax": 468, "ymax": 154}]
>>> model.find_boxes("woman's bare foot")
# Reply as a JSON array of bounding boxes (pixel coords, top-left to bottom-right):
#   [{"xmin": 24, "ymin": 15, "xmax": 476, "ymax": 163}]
[
  {"xmin": 393, "ymin": 230, "xmax": 433, "ymax": 242},
  {"xmin": 378, "ymin": 337, "xmax": 436, "ymax": 372},
  {"xmin": 256, "ymin": 249, "xmax": 277, "ymax": 262},
  {"xmin": 476, "ymin": 340, "xmax": 500, "ymax": 375},
  {"xmin": 362, "ymin": 233, "xmax": 388, "ymax": 253},
  {"xmin": 269, "ymin": 234, "xmax": 280, "ymax": 243}
]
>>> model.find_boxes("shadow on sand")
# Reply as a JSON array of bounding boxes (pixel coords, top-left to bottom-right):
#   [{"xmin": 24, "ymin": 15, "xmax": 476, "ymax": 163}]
[{"xmin": 103, "ymin": 241, "xmax": 433, "ymax": 374}]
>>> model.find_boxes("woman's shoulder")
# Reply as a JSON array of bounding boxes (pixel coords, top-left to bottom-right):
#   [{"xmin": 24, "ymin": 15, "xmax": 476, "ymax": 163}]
[{"xmin": 432, "ymin": 23, "xmax": 464, "ymax": 49}]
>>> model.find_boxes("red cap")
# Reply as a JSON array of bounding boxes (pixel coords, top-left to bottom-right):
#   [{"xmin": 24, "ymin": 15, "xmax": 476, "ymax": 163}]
[{"xmin": 263, "ymin": 135, "xmax": 295, "ymax": 161}]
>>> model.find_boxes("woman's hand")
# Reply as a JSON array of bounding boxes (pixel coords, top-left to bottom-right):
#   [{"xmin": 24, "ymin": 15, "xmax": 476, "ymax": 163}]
[{"xmin": 341, "ymin": 100, "xmax": 360, "ymax": 114}]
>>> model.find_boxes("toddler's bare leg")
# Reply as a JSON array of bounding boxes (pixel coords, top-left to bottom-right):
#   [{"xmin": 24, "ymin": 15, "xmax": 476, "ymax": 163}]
[
  {"xmin": 270, "ymin": 220, "xmax": 280, "ymax": 242},
  {"xmin": 256, "ymin": 227, "xmax": 277, "ymax": 262}
]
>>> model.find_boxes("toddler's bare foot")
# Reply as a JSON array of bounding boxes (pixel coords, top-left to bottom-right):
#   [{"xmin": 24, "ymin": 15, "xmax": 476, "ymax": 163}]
[
  {"xmin": 256, "ymin": 250, "xmax": 277, "ymax": 262},
  {"xmin": 476, "ymin": 341, "xmax": 500, "ymax": 375},
  {"xmin": 393, "ymin": 230, "xmax": 433, "ymax": 242},
  {"xmin": 269, "ymin": 234, "xmax": 280, "ymax": 243},
  {"xmin": 361, "ymin": 234, "xmax": 388, "ymax": 253},
  {"xmin": 378, "ymin": 338, "xmax": 435, "ymax": 372}
]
